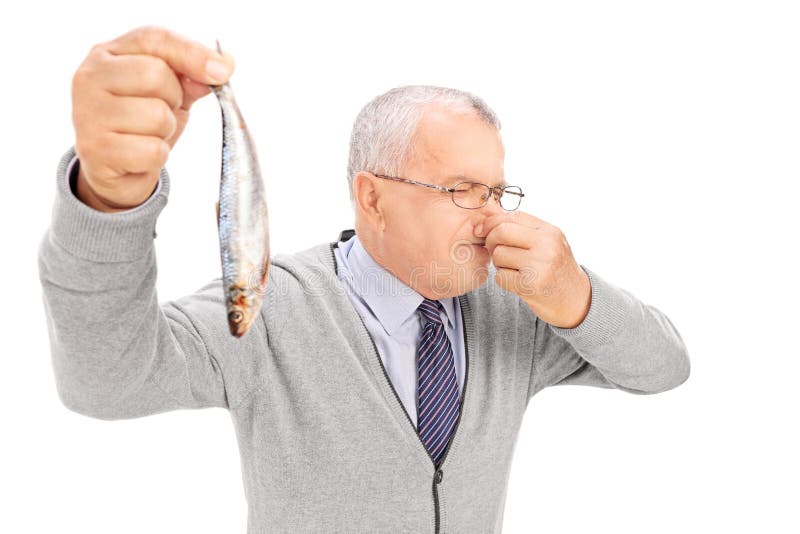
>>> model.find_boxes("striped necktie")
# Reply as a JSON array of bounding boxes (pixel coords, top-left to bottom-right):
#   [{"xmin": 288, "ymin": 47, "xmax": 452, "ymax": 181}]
[{"xmin": 416, "ymin": 298, "xmax": 461, "ymax": 467}]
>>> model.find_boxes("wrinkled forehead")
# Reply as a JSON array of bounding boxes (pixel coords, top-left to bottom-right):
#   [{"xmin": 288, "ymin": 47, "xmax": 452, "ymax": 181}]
[{"xmin": 409, "ymin": 108, "xmax": 505, "ymax": 188}]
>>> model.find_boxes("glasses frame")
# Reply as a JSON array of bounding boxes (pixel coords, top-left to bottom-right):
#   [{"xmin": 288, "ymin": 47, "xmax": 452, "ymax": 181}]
[{"xmin": 371, "ymin": 173, "xmax": 525, "ymax": 211}]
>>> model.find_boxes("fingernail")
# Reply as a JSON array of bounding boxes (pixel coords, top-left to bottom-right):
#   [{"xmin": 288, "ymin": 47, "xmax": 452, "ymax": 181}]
[
  {"xmin": 475, "ymin": 224, "xmax": 483, "ymax": 235},
  {"xmin": 205, "ymin": 59, "xmax": 230, "ymax": 83}
]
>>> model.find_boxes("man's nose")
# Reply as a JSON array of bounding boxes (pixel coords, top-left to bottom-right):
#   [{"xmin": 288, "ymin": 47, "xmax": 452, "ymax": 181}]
[
  {"xmin": 474, "ymin": 198, "xmax": 504, "ymax": 237},
  {"xmin": 482, "ymin": 194, "xmax": 506, "ymax": 215}
]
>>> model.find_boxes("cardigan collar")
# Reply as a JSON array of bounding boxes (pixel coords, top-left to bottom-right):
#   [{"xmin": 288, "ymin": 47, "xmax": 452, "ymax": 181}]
[{"xmin": 331, "ymin": 230, "xmax": 456, "ymax": 336}]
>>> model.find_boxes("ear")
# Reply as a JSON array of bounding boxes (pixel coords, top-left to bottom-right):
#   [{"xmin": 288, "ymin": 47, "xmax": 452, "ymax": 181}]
[{"xmin": 353, "ymin": 171, "xmax": 385, "ymax": 231}]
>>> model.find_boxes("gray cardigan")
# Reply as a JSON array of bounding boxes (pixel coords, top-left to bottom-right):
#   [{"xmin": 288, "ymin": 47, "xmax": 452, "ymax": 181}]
[{"xmin": 38, "ymin": 146, "xmax": 691, "ymax": 533}]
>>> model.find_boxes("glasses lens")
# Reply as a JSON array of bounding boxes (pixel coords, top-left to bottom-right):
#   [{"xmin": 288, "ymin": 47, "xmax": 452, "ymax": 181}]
[
  {"xmin": 500, "ymin": 186, "xmax": 523, "ymax": 211},
  {"xmin": 452, "ymin": 182, "xmax": 491, "ymax": 209}
]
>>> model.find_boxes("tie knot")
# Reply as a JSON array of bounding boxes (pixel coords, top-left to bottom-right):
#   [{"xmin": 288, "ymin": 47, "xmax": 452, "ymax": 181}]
[{"xmin": 418, "ymin": 298, "xmax": 443, "ymax": 326}]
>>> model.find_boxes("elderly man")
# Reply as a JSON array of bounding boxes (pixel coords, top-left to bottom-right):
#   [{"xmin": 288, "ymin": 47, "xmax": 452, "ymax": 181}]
[{"xmin": 39, "ymin": 26, "xmax": 690, "ymax": 534}]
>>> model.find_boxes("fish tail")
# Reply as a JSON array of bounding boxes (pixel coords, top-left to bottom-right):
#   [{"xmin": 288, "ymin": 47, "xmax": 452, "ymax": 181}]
[{"xmin": 209, "ymin": 40, "xmax": 228, "ymax": 92}]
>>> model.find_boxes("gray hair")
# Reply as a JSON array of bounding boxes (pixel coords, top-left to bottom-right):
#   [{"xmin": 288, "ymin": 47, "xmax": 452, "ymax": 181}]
[{"xmin": 346, "ymin": 85, "xmax": 502, "ymax": 207}]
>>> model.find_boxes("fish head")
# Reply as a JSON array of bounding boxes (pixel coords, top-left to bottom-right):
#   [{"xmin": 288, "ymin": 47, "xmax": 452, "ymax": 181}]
[{"xmin": 225, "ymin": 284, "xmax": 264, "ymax": 338}]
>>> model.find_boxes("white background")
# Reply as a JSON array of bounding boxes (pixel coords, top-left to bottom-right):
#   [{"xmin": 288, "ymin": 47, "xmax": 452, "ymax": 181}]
[{"xmin": 1, "ymin": 0, "xmax": 798, "ymax": 532}]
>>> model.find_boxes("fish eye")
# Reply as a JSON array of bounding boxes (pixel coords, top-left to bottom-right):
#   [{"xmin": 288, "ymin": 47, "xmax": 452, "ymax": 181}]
[{"xmin": 228, "ymin": 310, "xmax": 244, "ymax": 324}]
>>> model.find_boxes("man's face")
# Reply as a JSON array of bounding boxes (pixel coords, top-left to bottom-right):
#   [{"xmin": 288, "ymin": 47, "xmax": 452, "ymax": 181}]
[{"xmin": 360, "ymin": 106, "xmax": 506, "ymax": 299}]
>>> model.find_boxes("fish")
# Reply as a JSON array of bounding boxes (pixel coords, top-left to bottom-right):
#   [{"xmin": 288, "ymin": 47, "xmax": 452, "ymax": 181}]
[{"xmin": 209, "ymin": 41, "xmax": 270, "ymax": 338}]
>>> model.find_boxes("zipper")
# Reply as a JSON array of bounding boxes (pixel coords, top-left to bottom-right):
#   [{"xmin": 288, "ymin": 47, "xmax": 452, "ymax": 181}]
[
  {"xmin": 433, "ymin": 294, "xmax": 470, "ymax": 534},
  {"xmin": 433, "ymin": 475, "xmax": 441, "ymax": 533},
  {"xmin": 328, "ymin": 242, "xmax": 471, "ymax": 534}
]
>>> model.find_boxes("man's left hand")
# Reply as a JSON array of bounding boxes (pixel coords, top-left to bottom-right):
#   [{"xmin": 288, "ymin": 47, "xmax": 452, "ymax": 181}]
[{"xmin": 477, "ymin": 211, "xmax": 592, "ymax": 329}]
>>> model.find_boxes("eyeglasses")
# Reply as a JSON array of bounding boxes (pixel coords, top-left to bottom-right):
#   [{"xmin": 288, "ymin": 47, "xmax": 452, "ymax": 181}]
[{"xmin": 371, "ymin": 173, "xmax": 525, "ymax": 211}]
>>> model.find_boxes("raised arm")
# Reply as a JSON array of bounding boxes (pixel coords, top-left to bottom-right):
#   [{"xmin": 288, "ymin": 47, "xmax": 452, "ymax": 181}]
[
  {"xmin": 38, "ymin": 26, "xmax": 265, "ymax": 420},
  {"xmin": 39, "ymin": 149, "xmax": 268, "ymax": 419},
  {"xmin": 473, "ymin": 205, "xmax": 689, "ymax": 399},
  {"xmin": 39, "ymin": 149, "xmax": 267, "ymax": 419},
  {"xmin": 527, "ymin": 265, "xmax": 691, "ymax": 399}
]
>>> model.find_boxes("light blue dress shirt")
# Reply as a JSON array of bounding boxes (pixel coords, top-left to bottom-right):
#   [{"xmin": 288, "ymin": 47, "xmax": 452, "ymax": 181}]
[{"xmin": 333, "ymin": 234, "xmax": 465, "ymax": 429}]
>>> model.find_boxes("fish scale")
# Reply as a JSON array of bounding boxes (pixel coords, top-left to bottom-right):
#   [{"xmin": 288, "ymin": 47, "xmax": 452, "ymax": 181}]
[{"xmin": 210, "ymin": 41, "xmax": 270, "ymax": 338}]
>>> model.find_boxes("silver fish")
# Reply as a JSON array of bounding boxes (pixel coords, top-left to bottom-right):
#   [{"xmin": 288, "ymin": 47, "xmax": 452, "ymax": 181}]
[{"xmin": 209, "ymin": 41, "xmax": 270, "ymax": 338}]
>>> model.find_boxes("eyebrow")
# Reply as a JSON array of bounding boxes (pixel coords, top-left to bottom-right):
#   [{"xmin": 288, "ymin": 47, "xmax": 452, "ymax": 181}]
[{"xmin": 447, "ymin": 174, "xmax": 507, "ymax": 188}]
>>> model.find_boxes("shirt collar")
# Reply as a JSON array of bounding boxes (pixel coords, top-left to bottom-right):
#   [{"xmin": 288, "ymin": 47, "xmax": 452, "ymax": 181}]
[{"xmin": 340, "ymin": 234, "xmax": 456, "ymax": 336}]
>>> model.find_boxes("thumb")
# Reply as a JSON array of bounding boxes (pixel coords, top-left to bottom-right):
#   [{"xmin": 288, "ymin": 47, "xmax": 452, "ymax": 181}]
[
  {"xmin": 166, "ymin": 51, "xmax": 234, "ymax": 148},
  {"xmin": 179, "ymin": 50, "xmax": 235, "ymax": 111},
  {"xmin": 179, "ymin": 75, "xmax": 212, "ymax": 111},
  {"xmin": 164, "ymin": 76, "xmax": 211, "ymax": 148}
]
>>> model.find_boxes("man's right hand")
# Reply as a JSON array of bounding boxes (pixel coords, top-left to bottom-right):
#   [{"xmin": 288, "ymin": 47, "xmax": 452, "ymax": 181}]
[{"xmin": 71, "ymin": 25, "xmax": 235, "ymax": 212}]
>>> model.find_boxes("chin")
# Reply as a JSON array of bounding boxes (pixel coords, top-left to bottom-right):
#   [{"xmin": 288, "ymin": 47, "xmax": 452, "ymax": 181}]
[
  {"xmin": 448, "ymin": 261, "xmax": 490, "ymax": 296},
  {"xmin": 424, "ymin": 245, "xmax": 492, "ymax": 296},
  {"xmin": 471, "ymin": 265, "xmax": 491, "ymax": 290}
]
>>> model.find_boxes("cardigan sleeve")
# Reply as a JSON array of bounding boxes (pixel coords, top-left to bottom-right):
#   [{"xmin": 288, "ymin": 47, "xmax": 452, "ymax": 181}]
[
  {"xmin": 38, "ymin": 146, "xmax": 265, "ymax": 420},
  {"xmin": 527, "ymin": 264, "xmax": 691, "ymax": 399}
]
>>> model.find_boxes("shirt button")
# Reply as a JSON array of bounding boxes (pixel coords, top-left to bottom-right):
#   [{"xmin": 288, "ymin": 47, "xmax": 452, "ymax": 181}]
[{"xmin": 435, "ymin": 469, "xmax": 444, "ymax": 483}]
